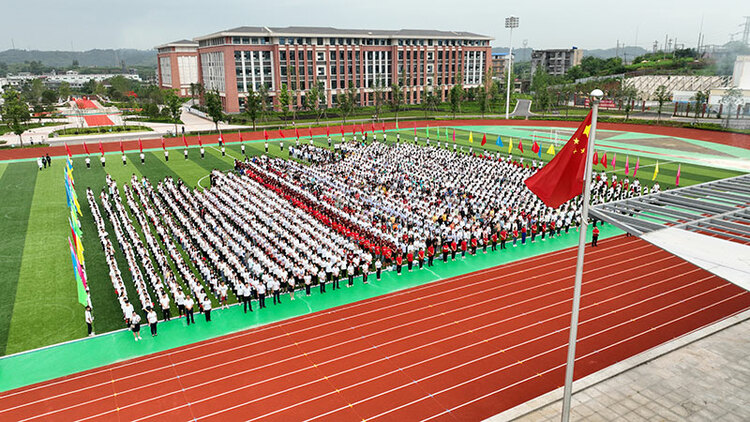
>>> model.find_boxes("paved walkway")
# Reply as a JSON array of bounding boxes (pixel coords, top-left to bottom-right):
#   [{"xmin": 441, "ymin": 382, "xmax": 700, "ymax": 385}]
[{"xmin": 495, "ymin": 312, "xmax": 750, "ymax": 421}]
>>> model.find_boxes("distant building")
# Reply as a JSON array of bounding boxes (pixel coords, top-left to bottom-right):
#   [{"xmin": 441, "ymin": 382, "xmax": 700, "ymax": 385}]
[
  {"xmin": 0, "ymin": 71, "xmax": 141, "ymax": 91},
  {"xmin": 155, "ymin": 40, "xmax": 200, "ymax": 97},
  {"xmin": 157, "ymin": 26, "xmax": 493, "ymax": 113},
  {"xmin": 490, "ymin": 52, "xmax": 512, "ymax": 78},
  {"xmin": 530, "ymin": 48, "xmax": 583, "ymax": 77}
]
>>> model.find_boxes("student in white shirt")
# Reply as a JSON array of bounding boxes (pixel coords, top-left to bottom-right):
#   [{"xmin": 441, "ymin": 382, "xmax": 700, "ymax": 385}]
[
  {"xmin": 219, "ymin": 282, "xmax": 228, "ymax": 309},
  {"xmin": 85, "ymin": 306, "xmax": 94, "ymax": 336},
  {"xmin": 184, "ymin": 296, "xmax": 195, "ymax": 325},
  {"xmin": 130, "ymin": 313, "xmax": 142, "ymax": 341},
  {"xmin": 203, "ymin": 297, "xmax": 212, "ymax": 322},
  {"xmin": 146, "ymin": 307, "xmax": 158, "ymax": 336},
  {"xmin": 160, "ymin": 295, "xmax": 171, "ymax": 321}
]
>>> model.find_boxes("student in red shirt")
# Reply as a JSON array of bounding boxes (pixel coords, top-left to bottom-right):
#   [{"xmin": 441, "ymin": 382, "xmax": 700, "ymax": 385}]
[
  {"xmin": 482, "ymin": 234, "xmax": 489, "ymax": 253},
  {"xmin": 460, "ymin": 239, "xmax": 468, "ymax": 259},
  {"xmin": 417, "ymin": 249, "xmax": 425, "ymax": 269},
  {"xmin": 450, "ymin": 240, "xmax": 458, "ymax": 261},
  {"xmin": 500, "ymin": 229, "xmax": 508, "ymax": 250},
  {"xmin": 407, "ymin": 251, "xmax": 415, "ymax": 272},
  {"xmin": 470, "ymin": 237, "xmax": 478, "ymax": 255},
  {"xmin": 491, "ymin": 232, "xmax": 498, "ymax": 251},
  {"xmin": 521, "ymin": 226, "xmax": 527, "ymax": 245},
  {"xmin": 442, "ymin": 243, "xmax": 450, "ymax": 263},
  {"xmin": 592, "ymin": 226, "xmax": 600, "ymax": 247},
  {"xmin": 396, "ymin": 254, "xmax": 404, "ymax": 275},
  {"xmin": 427, "ymin": 244, "xmax": 435, "ymax": 267},
  {"xmin": 512, "ymin": 229, "xmax": 519, "ymax": 247},
  {"xmin": 531, "ymin": 222, "xmax": 538, "ymax": 243}
]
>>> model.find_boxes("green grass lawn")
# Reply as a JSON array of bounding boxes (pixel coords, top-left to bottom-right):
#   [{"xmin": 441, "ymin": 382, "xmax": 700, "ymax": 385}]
[{"xmin": 0, "ymin": 123, "xmax": 744, "ymax": 356}]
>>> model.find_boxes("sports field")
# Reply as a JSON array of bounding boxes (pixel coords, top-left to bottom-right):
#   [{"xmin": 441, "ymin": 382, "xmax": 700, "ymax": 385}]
[{"xmin": 0, "ymin": 120, "xmax": 746, "ymax": 362}]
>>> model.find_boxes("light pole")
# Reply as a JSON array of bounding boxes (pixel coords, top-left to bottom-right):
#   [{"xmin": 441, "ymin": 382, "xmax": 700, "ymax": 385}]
[{"xmin": 505, "ymin": 16, "xmax": 519, "ymax": 119}]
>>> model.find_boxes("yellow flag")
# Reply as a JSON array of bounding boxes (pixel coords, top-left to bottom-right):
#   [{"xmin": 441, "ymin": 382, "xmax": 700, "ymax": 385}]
[
  {"xmin": 508, "ymin": 139, "xmax": 513, "ymax": 154},
  {"xmin": 652, "ymin": 161, "xmax": 659, "ymax": 181},
  {"xmin": 469, "ymin": 132, "xmax": 474, "ymax": 143},
  {"xmin": 547, "ymin": 144, "xmax": 555, "ymax": 155}
]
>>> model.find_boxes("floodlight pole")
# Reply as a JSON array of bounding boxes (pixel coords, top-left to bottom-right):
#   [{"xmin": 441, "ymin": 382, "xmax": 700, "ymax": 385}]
[
  {"xmin": 505, "ymin": 16, "xmax": 518, "ymax": 119},
  {"xmin": 560, "ymin": 89, "xmax": 602, "ymax": 422}
]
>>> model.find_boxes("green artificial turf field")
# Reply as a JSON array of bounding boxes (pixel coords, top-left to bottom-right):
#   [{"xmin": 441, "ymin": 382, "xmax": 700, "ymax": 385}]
[{"xmin": 0, "ymin": 124, "xmax": 745, "ymax": 357}]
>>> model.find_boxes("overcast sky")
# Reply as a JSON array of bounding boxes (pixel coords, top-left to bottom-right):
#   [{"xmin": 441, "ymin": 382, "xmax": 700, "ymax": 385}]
[{"xmin": 1, "ymin": 0, "xmax": 746, "ymax": 52}]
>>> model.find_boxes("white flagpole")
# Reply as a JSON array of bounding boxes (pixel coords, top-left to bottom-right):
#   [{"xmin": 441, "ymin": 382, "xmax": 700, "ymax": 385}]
[{"xmin": 560, "ymin": 89, "xmax": 603, "ymax": 422}]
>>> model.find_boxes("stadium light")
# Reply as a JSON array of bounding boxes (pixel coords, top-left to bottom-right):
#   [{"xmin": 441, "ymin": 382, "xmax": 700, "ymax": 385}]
[{"xmin": 505, "ymin": 16, "xmax": 519, "ymax": 120}]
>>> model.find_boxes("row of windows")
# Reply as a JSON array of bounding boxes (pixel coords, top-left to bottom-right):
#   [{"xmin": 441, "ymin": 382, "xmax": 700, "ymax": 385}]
[
  {"xmin": 202, "ymin": 36, "xmax": 490, "ymax": 48},
  {"xmin": 231, "ymin": 36, "xmax": 271, "ymax": 45}
]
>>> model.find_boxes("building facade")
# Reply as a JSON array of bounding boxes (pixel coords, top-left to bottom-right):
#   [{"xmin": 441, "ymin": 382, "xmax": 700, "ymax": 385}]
[
  {"xmin": 530, "ymin": 48, "xmax": 583, "ymax": 77},
  {"xmin": 159, "ymin": 26, "xmax": 492, "ymax": 113},
  {"xmin": 490, "ymin": 52, "xmax": 512, "ymax": 78},
  {"xmin": 155, "ymin": 40, "xmax": 200, "ymax": 97}
]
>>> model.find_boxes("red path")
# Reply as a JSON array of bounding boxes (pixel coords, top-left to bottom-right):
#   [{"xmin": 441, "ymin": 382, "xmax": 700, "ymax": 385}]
[
  {"xmin": 83, "ymin": 115, "xmax": 114, "ymax": 127},
  {"xmin": 1, "ymin": 235, "xmax": 748, "ymax": 421},
  {"xmin": 1, "ymin": 119, "xmax": 748, "ymax": 161}
]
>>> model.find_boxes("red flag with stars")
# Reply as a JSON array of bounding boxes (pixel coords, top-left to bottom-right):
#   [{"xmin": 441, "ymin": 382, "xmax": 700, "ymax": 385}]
[{"xmin": 524, "ymin": 110, "xmax": 594, "ymax": 208}]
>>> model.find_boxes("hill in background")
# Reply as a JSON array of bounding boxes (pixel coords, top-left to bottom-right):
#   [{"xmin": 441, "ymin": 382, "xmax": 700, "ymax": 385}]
[
  {"xmin": 492, "ymin": 46, "xmax": 648, "ymax": 62},
  {"xmin": 0, "ymin": 49, "xmax": 156, "ymax": 68}
]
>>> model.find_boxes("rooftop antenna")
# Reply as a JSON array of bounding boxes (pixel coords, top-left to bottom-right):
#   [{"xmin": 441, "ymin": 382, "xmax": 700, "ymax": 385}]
[{"xmin": 10, "ymin": 38, "xmax": 15, "ymax": 49}]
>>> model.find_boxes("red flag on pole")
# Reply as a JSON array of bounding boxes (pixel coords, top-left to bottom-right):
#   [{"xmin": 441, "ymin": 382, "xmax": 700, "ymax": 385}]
[
  {"xmin": 340, "ymin": 124, "xmax": 344, "ymax": 136},
  {"xmin": 182, "ymin": 134, "xmax": 188, "ymax": 147},
  {"xmin": 371, "ymin": 122, "xmax": 375, "ymax": 133},
  {"xmin": 524, "ymin": 110, "xmax": 594, "ymax": 208},
  {"xmin": 414, "ymin": 122, "xmax": 417, "ymax": 135},
  {"xmin": 624, "ymin": 156, "xmax": 630, "ymax": 175},
  {"xmin": 263, "ymin": 129, "xmax": 268, "ymax": 140},
  {"xmin": 279, "ymin": 129, "xmax": 285, "ymax": 139},
  {"xmin": 98, "ymin": 140, "xmax": 104, "ymax": 156},
  {"xmin": 601, "ymin": 152, "xmax": 608, "ymax": 169},
  {"xmin": 308, "ymin": 127, "xmax": 313, "ymax": 138},
  {"xmin": 64, "ymin": 142, "xmax": 72, "ymax": 158},
  {"xmin": 360, "ymin": 122, "xmax": 364, "ymax": 135},
  {"xmin": 161, "ymin": 136, "xmax": 165, "ymax": 150},
  {"xmin": 675, "ymin": 164, "xmax": 681, "ymax": 186},
  {"xmin": 295, "ymin": 128, "xmax": 300, "ymax": 139},
  {"xmin": 138, "ymin": 138, "xmax": 143, "ymax": 153},
  {"xmin": 198, "ymin": 134, "xmax": 203, "ymax": 147},
  {"xmin": 119, "ymin": 140, "xmax": 124, "ymax": 154},
  {"xmin": 452, "ymin": 129, "xmax": 456, "ymax": 142},
  {"xmin": 592, "ymin": 150, "xmax": 599, "ymax": 165},
  {"xmin": 326, "ymin": 126, "xmax": 330, "ymax": 137},
  {"xmin": 517, "ymin": 139, "xmax": 524, "ymax": 153},
  {"xmin": 611, "ymin": 152, "xmax": 616, "ymax": 170},
  {"xmin": 531, "ymin": 140, "xmax": 540, "ymax": 153},
  {"xmin": 481, "ymin": 133, "xmax": 487, "ymax": 146},
  {"xmin": 83, "ymin": 141, "xmax": 90, "ymax": 155},
  {"xmin": 633, "ymin": 158, "xmax": 640, "ymax": 177},
  {"xmin": 382, "ymin": 122, "xmax": 386, "ymax": 133}
]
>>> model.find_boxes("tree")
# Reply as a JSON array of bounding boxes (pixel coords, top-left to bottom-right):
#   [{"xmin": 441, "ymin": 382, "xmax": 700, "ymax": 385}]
[
  {"xmin": 306, "ymin": 82, "xmax": 325, "ymax": 123},
  {"xmin": 277, "ymin": 83, "xmax": 291, "ymax": 125},
  {"xmin": 619, "ymin": 84, "xmax": 639, "ymax": 121},
  {"xmin": 243, "ymin": 88, "xmax": 262, "ymax": 129},
  {"xmin": 257, "ymin": 84, "xmax": 269, "ymax": 123},
  {"xmin": 1, "ymin": 89, "xmax": 31, "ymax": 146},
  {"xmin": 204, "ymin": 90, "xmax": 224, "ymax": 131},
  {"xmin": 653, "ymin": 85, "xmax": 671, "ymax": 121},
  {"xmin": 531, "ymin": 67, "xmax": 551, "ymax": 115},
  {"xmin": 372, "ymin": 77, "xmax": 386, "ymax": 121},
  {"xmin": 58, "ymin": 82, "xmax": 71, "ymax": 102},
  {"xmin": 720, "ymin": 86, "xmax": 743, "ymax": 127},
  {"xmin": 423, "ymin": 87, "xmax": 440, "ymax": 117},
  {"xmin": 389, "ymin": 80, "xmax": 403, "ymax": 123},
  {"xmin": 41, "ymin": 88, "xmax": 58, "ymax": 105},
  {"xmin": 163, "ymin": 89, "xmax": 183, "ymax": 134},
  {"xmin": 448, "ymin": 72, "xmax": 464, "ymax": 118},
  {"xmin": 692, "ymin": 90, "xmax": 709, "ymax": 120},
  {"xmin": 337, "ymin": 82, "xmax": 357, "ymax": 124}
]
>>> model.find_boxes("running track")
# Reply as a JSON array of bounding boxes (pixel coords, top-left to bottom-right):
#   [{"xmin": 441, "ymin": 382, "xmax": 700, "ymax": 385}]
[{"xmin": 1, "ymin": 235, "xmax": 749, "ymax": 421}]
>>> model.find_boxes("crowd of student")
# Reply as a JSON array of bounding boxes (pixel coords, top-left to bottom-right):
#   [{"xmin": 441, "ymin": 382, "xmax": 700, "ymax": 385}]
[{"xmin": 89, "ymin": 138, "xmax": 666, "ymax": 340}]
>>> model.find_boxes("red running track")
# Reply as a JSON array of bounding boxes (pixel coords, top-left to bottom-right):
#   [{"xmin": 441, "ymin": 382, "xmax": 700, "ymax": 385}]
[
  {"xmin": 83, "ymin": 115, "xmax": 114, "ymax": 127},
  {"xmin": 74, "ymin": 99, "xmax": 99, "ymax": 109},
  {"xmin": 1, "ymin": 235, "xmax": 749, "ymax": 421}
]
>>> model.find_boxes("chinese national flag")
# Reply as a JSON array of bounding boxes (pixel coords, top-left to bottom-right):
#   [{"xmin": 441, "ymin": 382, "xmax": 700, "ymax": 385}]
[
  {"xmin": 524, "ymin": 110, "xmax": 594, "ymax": 208},
  {"xmin": 517, "ymin": 139, "xmax": 524, "ymax": 153},
  {"xmin": 531, "ymin": 140, "xmax": 540, "ymax": 154},
  {"xmin": 481, "ymin": 133, "xmax": 487, "ymax": 146}
]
